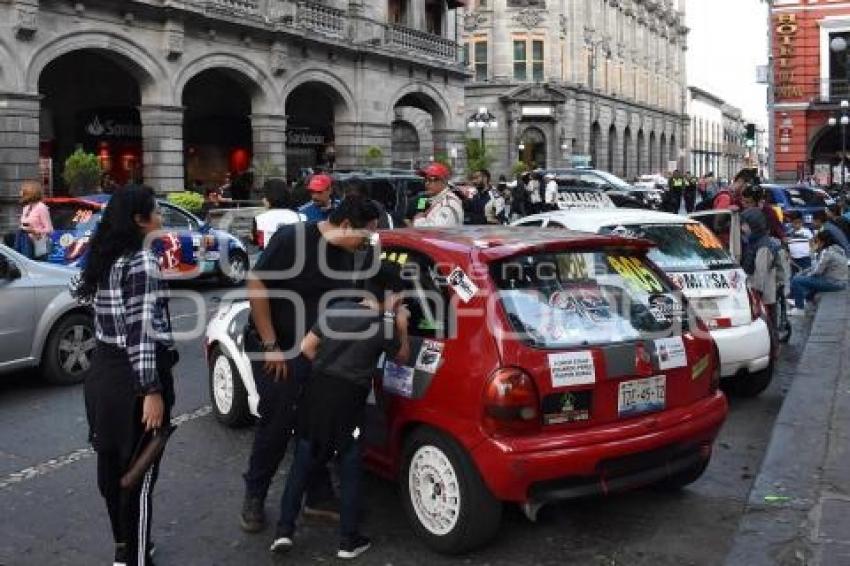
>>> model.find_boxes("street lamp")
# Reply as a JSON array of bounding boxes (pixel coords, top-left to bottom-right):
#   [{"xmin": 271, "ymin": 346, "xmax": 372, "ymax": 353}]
[
  {"xmin": 828, "ymin": 99, "xmax": 850, "ymax": 190},
  {"xmin": 467, "ymin": 106, "xmax": 498, "ymax": 153}
]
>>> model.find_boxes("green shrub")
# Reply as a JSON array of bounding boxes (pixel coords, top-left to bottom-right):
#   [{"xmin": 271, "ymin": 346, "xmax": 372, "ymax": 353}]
[
  {"xmin": 511, "ymin": 161, "xmax": 529, "ymax": 178},
  {"xmin": 464, "ymin": 137, "xmax": 493, "ymax": 174},
  {"xmin": 167, "ymin": 191, "xmax": 205, "ymax": 215},
  {"xmin": 62, "ymin": 148, "xmax": 103, "ymax": 194}
]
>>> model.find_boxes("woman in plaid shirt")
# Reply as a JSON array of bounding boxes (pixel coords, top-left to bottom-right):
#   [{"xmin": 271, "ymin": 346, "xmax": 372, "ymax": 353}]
[{"xmin": 72, "ymin": 185, "xmax": 174, "ymax": 566}]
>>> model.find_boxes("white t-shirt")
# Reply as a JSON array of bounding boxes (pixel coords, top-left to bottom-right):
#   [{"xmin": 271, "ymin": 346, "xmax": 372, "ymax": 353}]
[
  {"xmin": 544, "ymin": 180, "xmax": 559, "ymax": 204},
  {"xmin": 788, "ymin": 227, "xmax": 813, "ymax": 259},
  {"xmin": 254, "ymin": 209, "xmax": 304, "ymax": 248}
]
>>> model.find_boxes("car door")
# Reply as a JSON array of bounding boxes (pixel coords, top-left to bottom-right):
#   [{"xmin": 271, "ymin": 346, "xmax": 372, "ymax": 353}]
[
  {"xmin": 0, "ymin": 249, "xmax": 36, "ymax": 367},
  {"xmin": 158, "ymin": 202, "xmax": 201, "ymax": 273}
]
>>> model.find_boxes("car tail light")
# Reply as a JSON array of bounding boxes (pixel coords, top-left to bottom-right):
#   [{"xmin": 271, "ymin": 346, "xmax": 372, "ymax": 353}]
[
  {"xmin": 483, "ymin": 367, "xmax": 541, "ymax": 436},
  {"xmin": 748, "ymin": 287, "xmax": 764, "ymax": 322}
]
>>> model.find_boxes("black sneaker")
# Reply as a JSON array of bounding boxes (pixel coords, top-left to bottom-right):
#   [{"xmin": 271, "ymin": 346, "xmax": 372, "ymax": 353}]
[
  {"xmin": 303, "ymin": 497, "xmax": 341, "ymax": 522},
  {"xmin": 269, "ymin": 527, "xmax": 295, "ymax": 553},
  {"xmin": 337, "ymin": 535, "xmax": 371, "ymax": 560},
  {"xmin": 240, "ymin": 495, "xmax": 266, "ymax": 533}
]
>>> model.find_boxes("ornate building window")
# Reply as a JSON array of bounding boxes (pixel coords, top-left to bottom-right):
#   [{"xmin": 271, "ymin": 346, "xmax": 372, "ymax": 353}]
[
  {"xmin": 514, "ymin": 39, "xmax": 527, "ymax": 81},
  {"xmin": 512, "ymin": 37, "xmax": 544, "ymax": 82},
  {"xmin": 473, "ymin": 39, "xmax": 489, "ymax": 81},
  {"xmin": 532, "ymin": 40, "xmax": 544, "ymax": 81}
]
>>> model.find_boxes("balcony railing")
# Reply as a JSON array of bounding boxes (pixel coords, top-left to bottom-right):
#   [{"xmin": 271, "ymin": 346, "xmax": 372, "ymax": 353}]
[
  {"xmin": 383, "ymin": 24, "xmax": 458, "ymax": 62},
  {"xmin": 294, "ymin": 2, "xmax": 347, "ymax": 39},
  {"xmin": 204, "ymin": 0, "xmax": 260, "ymax": 17}
]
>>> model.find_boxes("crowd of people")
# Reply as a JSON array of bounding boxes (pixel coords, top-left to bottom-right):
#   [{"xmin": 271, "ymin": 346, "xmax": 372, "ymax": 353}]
[{"xmin": 0, "ymin": 161, "xmax": 841, "ymax": 564}]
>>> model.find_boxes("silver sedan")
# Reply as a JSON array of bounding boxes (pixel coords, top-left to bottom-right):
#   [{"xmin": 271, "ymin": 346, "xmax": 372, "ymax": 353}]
[{"xmin": 0, "ymin": 244, "xmax": 94, "ymax": 384}]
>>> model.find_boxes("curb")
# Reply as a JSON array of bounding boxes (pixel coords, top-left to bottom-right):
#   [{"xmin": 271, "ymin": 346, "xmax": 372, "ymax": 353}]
[{"xmin": 725, "ymin": 292, "xmax": 850, "ymax": 566}]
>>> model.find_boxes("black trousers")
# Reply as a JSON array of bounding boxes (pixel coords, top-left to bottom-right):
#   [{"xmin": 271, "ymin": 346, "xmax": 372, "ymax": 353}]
[
  {"xmin": 85, "ymin": 344, "xmax": 173, "ymax": 566},
  {"xmin": 242, "ymin": 330, "xmax": 334, "ymax": 503},
  {"xmin": 684, "ymin": 187, "xmax": 697, "ymax": 213}
]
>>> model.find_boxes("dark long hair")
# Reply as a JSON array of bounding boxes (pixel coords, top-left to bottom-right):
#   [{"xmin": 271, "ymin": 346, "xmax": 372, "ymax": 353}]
[{"xmin": 73, "ymin": 185, "xmax": 157, "ymax": 302}]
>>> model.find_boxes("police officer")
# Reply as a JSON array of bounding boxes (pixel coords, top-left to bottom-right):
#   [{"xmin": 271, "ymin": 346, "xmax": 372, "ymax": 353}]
[
  {"xmin": 666, "ymin": 169, "xmax": 686, "ymax": 214},
  {"xmin": 412, "ymin": 163, "xmax": 464, "ymax": 227},
  {"xmin": 684, "ymin": 171, "xmax": 698, "ymax": 213}
]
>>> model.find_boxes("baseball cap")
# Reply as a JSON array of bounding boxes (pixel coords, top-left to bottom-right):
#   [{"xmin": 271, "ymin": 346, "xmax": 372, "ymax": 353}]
[
  {"xmin": 307, "ymin": 174, "xmax": 333, "ymax": 192},
  {"xmin": 417, "ymin": 162, "xmax": 451, "ymax": 180}
]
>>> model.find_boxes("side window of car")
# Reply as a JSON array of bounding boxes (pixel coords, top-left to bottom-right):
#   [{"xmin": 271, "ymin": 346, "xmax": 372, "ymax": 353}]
[
  {"xmin": 519, "ymin": 220, "xmax": 544, "ymax": 227},
  {"xmin": 580, "ymin": 174, "xmax": 608, "ymax": 190},
  {"xmin": 382, "ymin": 248, "xmax": 450, "ymax": 339},
  {"xmin": 160, "ymin": 205, "xmax": 196, "ymax": 231},
  {"xmin": 370, "ymin": 179, "xmax": 398, "ymax": 211}
]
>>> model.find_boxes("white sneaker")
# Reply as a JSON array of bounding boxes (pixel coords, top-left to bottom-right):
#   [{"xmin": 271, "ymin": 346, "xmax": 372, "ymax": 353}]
[
  {"xmin": 788, "ymin": 307, "xmax": 806, "ymax": 317},
  {"xmin": 270, "ymin": 535, "xmax": 294, "ymax": 553}
]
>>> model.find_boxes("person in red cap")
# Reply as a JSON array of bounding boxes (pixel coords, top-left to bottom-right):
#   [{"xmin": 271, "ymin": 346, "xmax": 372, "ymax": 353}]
[
  {"xmin": 299, "ymin": 174, "xmax": 339, "ymax": 222},
  {"xmin": 412, "ymin": 163, "xmax": 464, "ymax": 227}
]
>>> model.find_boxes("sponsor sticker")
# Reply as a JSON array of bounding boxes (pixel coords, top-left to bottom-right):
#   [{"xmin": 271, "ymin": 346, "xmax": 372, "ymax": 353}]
[
  {"xmin": 671, "ymin": 271, "xmax": 734, "ymax": 290},
  {"xmin": 414, "ymin": 340, "xmax": 444, "ymax": 374},
  {"xmin": 607, "ymin": 255, "xmax": 664, "ymax": 293},
  {"xmin": 548, "ymin": 350, "xmax": 596, "ymax": 387},
  {"xmin": 654, "ymin": 336, "xmax": 687, "ymax": 370},
  {"xmin": 556, "ymin": 191, "xmax": 615, "ymax": 209},
  {"xmin": 542, "ymin": 391, "xmax": 592, "ymax": 424},
  {"xmin": 692, "ymin": 354, "xmax": 710, "ymax": 381},
  {"xmin": 59, "ymin": 233, "xmax": 75, "ymax": 248},
  {"xmin": 383, "ymin": 360, "xmax": 415, "ymax": 397},
  {"xmin": 447, "ymin": 267, "xmax": 479, "ymax": 303}
]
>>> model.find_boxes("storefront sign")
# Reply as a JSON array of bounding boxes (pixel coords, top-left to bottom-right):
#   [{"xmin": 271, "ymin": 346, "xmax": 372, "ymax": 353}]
[
  {"xmin": 522, "ymin": 106, "xmax": 552, "ymax": 117},
  {"xmin": 79, "ymin": 109, "xmax": 142, "ymax": 140},
  {"xmin": 775, "ymin": 14, "xmax": 803, "ymax": 99},
  {"xmin": 286, "ymin": 127, "xmax": 326, "ymax": 146}
]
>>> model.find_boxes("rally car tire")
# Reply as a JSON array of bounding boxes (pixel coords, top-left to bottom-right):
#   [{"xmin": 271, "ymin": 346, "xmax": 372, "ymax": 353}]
[
  {"xmin": 219, "ymin": 250, "xmax": 249, "ymax": 287},
  {"xmin": 734, "ymin": 362, "xmax": 774, "ymax": 398},
  {"xmin": 208, "ymin": 345, "xmax": 252, "ymax": 428},
  {"xmin": 42, "ymin": 312, "xmax": 95, "ymax": 385},
  {"xmin": 400, "ymin": 428, "xmax": 502, "ymax": 554},
  {"xmin": 655, "ymin": 458, "xmax": 711, "ymax": 491}
]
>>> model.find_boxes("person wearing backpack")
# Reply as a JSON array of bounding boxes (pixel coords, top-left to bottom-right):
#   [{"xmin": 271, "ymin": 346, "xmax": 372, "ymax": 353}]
[{"xmin": 742, "ymin": 208, "xmax": 778, "ymax": 339}]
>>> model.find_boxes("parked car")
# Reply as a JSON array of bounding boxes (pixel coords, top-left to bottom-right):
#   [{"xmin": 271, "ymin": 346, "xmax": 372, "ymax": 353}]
[
  {"xmin": 45, "ymin": 195, "xmax": 250, "ymax": 285},
  {"xmin": 761, "ymin": 184, "xmax": 834, "ymax": 227},
  {"xmin": 635, "ymin": 174, "xmax": 669, "ymax": 191},
  {"xmin": 0, "ymin": 244, "xmax": 94, "ymax": 385},
  {"xmin": 546, "ymin": 168, "xmax": 664, "ymax": 209},
  {"xmin": 513, "ymin": 209, "xmax": 774, "ymax": 397},
  {"xmin": 205, "ymin": 226, "xmax": 728, "ymax": 553}
]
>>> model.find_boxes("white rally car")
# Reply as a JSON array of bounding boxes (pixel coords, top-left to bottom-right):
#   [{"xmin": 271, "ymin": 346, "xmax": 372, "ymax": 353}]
[{"xmin": 512, "ymin": 209, "xmax": 773, "ymax": 397}]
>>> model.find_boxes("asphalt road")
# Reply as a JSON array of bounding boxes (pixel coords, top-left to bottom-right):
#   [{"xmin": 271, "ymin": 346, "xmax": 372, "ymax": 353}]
[{"xmin": 0, "ymin": 285, "xmax": 811, "ymax": 566}]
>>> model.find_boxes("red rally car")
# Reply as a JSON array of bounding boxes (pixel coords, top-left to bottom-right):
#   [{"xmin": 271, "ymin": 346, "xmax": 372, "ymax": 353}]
[{"xmin": 204, "ymin": 227, "xmax": 728, "ymax": 554}]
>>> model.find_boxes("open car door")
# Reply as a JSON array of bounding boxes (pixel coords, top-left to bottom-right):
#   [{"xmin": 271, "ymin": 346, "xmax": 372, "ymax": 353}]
[{"xmin": 689, "ymin": 209, "xmax": 741, "ymax": 263}]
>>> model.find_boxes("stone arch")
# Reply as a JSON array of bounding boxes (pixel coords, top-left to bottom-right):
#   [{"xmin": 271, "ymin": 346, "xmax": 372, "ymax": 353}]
[
  {"xmin": 649, "ymin": 131, "xmax": 658, "ymax": 173},
  {"xmin": 0, "ymin": 35, "xmax": 24, "ymax": 91},
  {"xmin": 607, "ymin": 124, "xmax": 618, "ymax": 175},
  {"xmin": 282, "ymin": 68, "xmax": 357, "ymax": 122},
  {"xmin": 26, "ymin": 31, "xmax": 168, "ymax": 101},
  {"xmin": 669, "ymin": 133, "xmax": 677, "ymax": 164},
  {"xmin": 660, "ymin": 133, "xmax": 668, "ymax": 173},
  {"xmin": 387, "ymin": 82, "xmax": 452, "ymax": 131},
  {"xmin": 637, "ymin": 129, "xmax": 646, "ymax": 175},
  {"xmin": 590, "ymin": 121, "xmax": 602, "ymax": 170},
  {"xmin": 623, "ymin": 126, "xmax": 633, "ymax": 179},
  {"xmin": 519, "ymin": 126, "xmax": 547, "ymax": 169},
  {"xmin": 175, "ymin": 52, "xmax": 280, "ymax": 113}
]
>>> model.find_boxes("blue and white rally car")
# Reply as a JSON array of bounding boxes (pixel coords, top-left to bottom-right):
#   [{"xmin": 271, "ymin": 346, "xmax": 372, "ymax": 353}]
[{"xmin": 45, "ymin": 194, "xmax": 249, "ymax": 285}]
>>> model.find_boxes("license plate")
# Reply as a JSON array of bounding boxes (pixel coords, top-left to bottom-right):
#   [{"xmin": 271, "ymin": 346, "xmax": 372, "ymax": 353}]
[{"xmin": 618, "ymin": 375, "xmax": 666, "ymax": 417}]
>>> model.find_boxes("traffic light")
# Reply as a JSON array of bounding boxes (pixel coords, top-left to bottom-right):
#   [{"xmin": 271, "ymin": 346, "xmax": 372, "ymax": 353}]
[{"xmin": 745, "ymin": 123, "xmax": 756, "ymax": 148}]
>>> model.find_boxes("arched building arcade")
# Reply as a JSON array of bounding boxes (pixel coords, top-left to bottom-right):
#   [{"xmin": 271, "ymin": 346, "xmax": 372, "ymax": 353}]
[{"xmin": 0, "ymin": 0, "xmax": 467, "ymax": 229}]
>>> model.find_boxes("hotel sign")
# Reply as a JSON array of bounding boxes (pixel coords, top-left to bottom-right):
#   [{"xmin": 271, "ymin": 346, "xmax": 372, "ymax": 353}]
[{"xmin": 775, "ymin": 14, "xmax": 803, "ymax": 99}]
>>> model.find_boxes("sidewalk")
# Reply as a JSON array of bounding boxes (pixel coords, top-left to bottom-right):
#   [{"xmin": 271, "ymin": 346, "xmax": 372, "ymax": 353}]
[{"xmin": 726, "ymin": 291, "xmax": 850, "ymax": 566}]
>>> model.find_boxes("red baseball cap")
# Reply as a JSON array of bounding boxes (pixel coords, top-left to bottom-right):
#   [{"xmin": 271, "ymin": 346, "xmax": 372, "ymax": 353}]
[
  {"xmin": 307, "ymin": 174, "xmax": 333, "ymax": 192},
  {"xmin": 417, "ymin": 162, "xmax": 451, "ymax": 180}
]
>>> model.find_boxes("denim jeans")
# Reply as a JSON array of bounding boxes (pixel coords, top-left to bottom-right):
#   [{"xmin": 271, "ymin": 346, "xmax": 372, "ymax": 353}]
[
  {"xmin": 790, "ymin": 275, "xmax": 846, "ymax": 309},
  {"xmin": 790, "ymin": 256, "xmax": 812, "ymax": 276},
  {"xmin": 278, "ymin": 438, "xmax": 362, "ymax": 539},
  {"xmin": 242, "ymin": 331, "xmax": 333, "ymax": 504}
]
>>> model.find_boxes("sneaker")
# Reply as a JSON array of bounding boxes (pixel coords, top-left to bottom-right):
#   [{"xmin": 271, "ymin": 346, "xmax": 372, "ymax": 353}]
[
  {"xmin": 337, "ymin": 534, "xmax": 371, "ymax": 560},
  {"xmin": 303, "ymin": 498, "xmax": 341, "ymax": 522},
  {"xmin": 113, "ymin": 543, "xmax": 156, "ymax": 566},
  {"xmin": 788, "ymin": 307, "xmax": 806, "ymax": 317},
  {"xmin": 269, "ymin": 528, "xmax": 294, "ymax": 553},
  {"xmin": 240, "ymin": 495, "xmax": 266, "ymax": 533}
]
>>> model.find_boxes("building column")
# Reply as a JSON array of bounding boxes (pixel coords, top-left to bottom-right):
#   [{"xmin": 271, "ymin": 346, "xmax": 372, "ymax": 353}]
[
  {"xmin": 251, "ymin": 113, "xmax": 287, "ymax": 180},
  {"xmin": 598, "ymin": 128, "xmax": 611, "ymax": 172},
  {"xmin": 335, "ymin": 121, "xmax": 392, "ymax": 170},
  {"xmin": 140, "ymin": 105, "xmax": 184, "ymax": 194},
  {"xmin": 638, "ymin": 136, "xmax": 650, "ymax": 176},
  {"xmin": 0, "ymin": 93, "xmax": 40, "ymax": 233},
  {"xmin": 611, "ymin": 130, "xmax": 624, "ymax": 177}
]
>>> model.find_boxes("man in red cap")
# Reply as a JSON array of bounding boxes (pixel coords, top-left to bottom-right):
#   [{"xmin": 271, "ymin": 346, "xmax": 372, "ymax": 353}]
[
  {"xmin": 299, "ymin": 174, "xmax": 339, "ymax": 222},
  {"xmin": 412, "ymin": 162, "xmax": 464, "ymax": 227}
]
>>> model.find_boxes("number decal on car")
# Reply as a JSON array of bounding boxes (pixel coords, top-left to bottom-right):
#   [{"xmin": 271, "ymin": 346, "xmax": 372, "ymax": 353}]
[{"xmin": 606, "ymin": 255, "xmax": 664, "ymax": 293}]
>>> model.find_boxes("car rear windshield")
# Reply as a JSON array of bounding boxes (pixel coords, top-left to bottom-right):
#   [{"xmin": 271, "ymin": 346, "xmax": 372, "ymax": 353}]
[
  {"xmin": 49, "ymin": 202, "xmax": 102, "ymax": 232},
  {"xmin": 600, "ymin": 223, "xmax": 735, "ymax": 272},
  {"xmin": 491, "ymin": 250, "xmax": 683, "ymax": 349}
]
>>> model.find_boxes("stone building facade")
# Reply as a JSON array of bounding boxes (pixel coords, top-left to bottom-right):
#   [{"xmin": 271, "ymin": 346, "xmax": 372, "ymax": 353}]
[
  {"xmin": 0, "ymin": 0, "xmax": 468, "ymax": 230},
  {"xmin": 687, "ymin": 85, "xmax": 748, "ymax": 180},
  {"xmin": 460, "ymin": 0, "xmax": 689, "ymax": 179}
]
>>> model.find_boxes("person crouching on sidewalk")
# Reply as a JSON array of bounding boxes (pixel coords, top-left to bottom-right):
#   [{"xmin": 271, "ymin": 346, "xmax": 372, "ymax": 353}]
[{"xmin": 271, "ymin": 263, "xmax": 410, "ymax": 560}]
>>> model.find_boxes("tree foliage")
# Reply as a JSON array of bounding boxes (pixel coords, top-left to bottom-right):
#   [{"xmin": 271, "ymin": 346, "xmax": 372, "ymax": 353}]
[{"xmin": 62, "ymin": 148, "xmax": 103, "ymax": 194}]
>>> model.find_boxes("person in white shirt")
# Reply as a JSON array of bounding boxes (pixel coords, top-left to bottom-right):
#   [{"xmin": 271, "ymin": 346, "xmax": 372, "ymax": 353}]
[
  {"xmin": 543, "ymin": 173, "xmax": 559, "ymax": 210},
  {"xmin": 253, "ymin": 179, "xmax": 305, "ymax": 249},
  {"xmin": 787, "ymin": 212, "xmax": 813, "ymax": 274},
  {"xmin": 412, "ymin": 163, "xmax": 464, "ymax": 227},
  {"xmin": 526, "ymin": 172, "xmax": 541, "ymax": 213}
]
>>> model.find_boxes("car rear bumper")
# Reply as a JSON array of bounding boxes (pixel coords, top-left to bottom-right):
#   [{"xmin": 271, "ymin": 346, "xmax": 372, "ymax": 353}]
[
  {"xmin": 470, "ymin": 392, "xmax": 728, "ymax": 503},
  {"xmin": 711, "ymin": 318, "xmax": 771, "ymax": 377}
]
